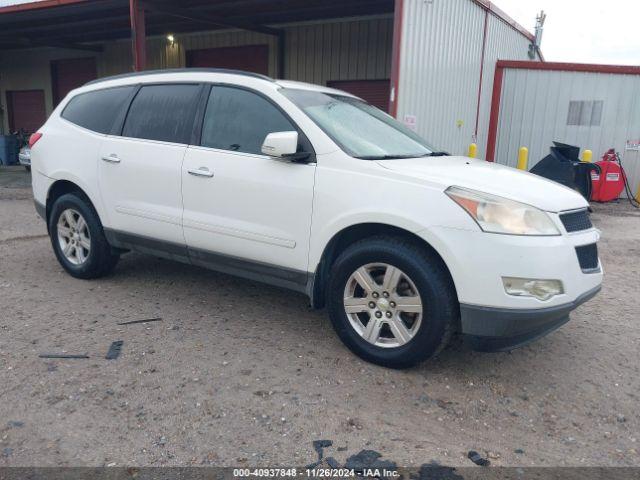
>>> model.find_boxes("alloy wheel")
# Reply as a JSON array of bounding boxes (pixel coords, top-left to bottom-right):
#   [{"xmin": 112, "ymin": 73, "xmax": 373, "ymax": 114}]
[
  {"xmin": 57, "ymin": 208, "xmax": 91, "ymax": 265},
  {"xmin": 343, "ymin": 263, "xmax": 423, "ymax": 348}
]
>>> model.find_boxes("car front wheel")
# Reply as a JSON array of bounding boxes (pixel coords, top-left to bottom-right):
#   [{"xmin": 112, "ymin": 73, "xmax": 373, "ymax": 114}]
[{"xmin": 327, "ymin": 236, "xmax": 458, "ymax": 369}]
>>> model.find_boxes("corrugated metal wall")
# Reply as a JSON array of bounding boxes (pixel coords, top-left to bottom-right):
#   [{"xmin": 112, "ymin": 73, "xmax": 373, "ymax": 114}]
[
  {"xmin": 99, "ymin": 30, "xmax": 280, "ymax": 77},
  {"xmin": 397, "ymin": 0, "xmax": 533, "ymax": 156},
  {"xmin": 285, "ymin": 17, "xmax": 393, "ymax": 85},
  {"xmin": 398, "ymin": 0, "xmax": 485, "ymax": 156},
  {"xmin": 0, "ymin": 16, "xmax": 392, "ymax": 133},
  {"xmin": 476, "ymin": 14, "xmax": 532, "ymax": 156},
  {"xmin": 494, "ymin": 68, "xmax": 640, "ymax": 195},
  {"xmin": 98, "ymin": 16, "xmax": 392, "ymax": 81}
]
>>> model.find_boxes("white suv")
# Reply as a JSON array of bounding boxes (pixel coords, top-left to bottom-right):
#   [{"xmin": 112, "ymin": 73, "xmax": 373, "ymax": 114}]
[{"xmin": 30, "ymin": 69, "xmax": 602, "ymax": 368}]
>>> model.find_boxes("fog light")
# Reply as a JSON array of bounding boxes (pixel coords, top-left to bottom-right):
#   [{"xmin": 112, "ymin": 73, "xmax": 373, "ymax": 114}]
[{"xmin": 502, "ymin": 277, "xmax": 564, "ymax": 301}]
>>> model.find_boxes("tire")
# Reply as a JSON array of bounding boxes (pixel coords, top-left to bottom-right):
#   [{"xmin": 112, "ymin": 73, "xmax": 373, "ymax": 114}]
[
  {"xmin": 327, "ymin": 236, "xmax": 458, "ymax": 369},
  {"xmin": 48, "ymin": 192, "xmax": 119, "ymax": 279},
  {"xmin": 25, "ymin": 166, "xmax": 31, "ymax": 172}
]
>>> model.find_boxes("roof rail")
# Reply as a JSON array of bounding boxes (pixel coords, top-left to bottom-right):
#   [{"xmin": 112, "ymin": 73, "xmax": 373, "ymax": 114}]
[{"xmin": 85, "ymin": 68, "xmax": 275, "ymax": 86}]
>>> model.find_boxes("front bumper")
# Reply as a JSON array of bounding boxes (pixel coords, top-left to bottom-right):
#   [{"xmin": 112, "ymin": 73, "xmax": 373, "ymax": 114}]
[
  {"xmin": 461, "ymin": 285, "xmax": 601, "ymax": 352},
  {"xmin": 416, "ymin": 222, "xmax": 603, "ymax": 352},
  {"xmin": 417, "ymin": 225, "xmax": 602, "ymax": 309}
]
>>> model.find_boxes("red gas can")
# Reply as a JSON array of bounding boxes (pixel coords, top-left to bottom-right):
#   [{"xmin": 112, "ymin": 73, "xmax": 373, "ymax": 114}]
[{"xmin": 591, "ymin": 149, "xmax": 625, "ymax": 202}]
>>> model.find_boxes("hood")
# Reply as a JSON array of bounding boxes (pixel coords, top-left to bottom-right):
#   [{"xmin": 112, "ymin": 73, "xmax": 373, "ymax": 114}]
[{"xmin": 376, "ymin": 156, "xmax": 588, "ymax": 212}]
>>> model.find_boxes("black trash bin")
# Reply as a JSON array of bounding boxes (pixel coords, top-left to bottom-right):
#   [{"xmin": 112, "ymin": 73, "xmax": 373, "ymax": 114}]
[
  {"xmin": 0, "ymin": 135, "xmax": 19, "ymax": 166},
  {"xmin": 530, "ymin": 142, "xmax": 600, "ymax": 201}
]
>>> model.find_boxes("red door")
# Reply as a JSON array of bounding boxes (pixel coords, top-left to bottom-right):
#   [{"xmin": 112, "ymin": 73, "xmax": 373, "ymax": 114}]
[
  {"xmin": 6, "ymin": 90, "xmax": 46, "ymax": 134},
  {"xmin": 186, "ymin": 45, "xmax": 269, "ymax": 76},
  {"xmin": 327, "ymin": 80, "xmax": 391, "ymax": 113},
  {"xmin": 51, "ymin": 57, "xmax": 97, "ymax": 106}
]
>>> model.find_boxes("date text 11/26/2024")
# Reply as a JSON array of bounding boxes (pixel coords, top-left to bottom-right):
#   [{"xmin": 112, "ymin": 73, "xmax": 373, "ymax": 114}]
[{"xmin": 233, "ymin": 468, "xmax": 400, "ymax": 478}]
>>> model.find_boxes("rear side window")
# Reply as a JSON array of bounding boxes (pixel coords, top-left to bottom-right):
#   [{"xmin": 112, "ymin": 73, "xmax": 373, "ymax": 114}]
[
  {"xmin": 122, "ymin": 84, "xmax": 200, "ymax": 144},
  {"xmin": 62, "ymin": 86, "xmax": 134, "ymax": 134},
  {"xmin": 200, "ymin": 86, "xmax": 295, "ymax": 155}
]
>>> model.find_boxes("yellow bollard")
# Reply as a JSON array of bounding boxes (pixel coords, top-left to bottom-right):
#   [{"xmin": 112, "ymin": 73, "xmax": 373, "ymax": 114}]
[
  {"xmin": 582, "ymin": 149, "xmax": 593, "ymax": 163},
  {"xmin": 468, "ymin": 143, "xmax": 478, "ymax": 158},
  {"xmin": 517, "ymin": 147, "xmax": 529, "ymax": 171},
  {"xmin": 636, "ymin": 182, "xmax": 640, "ymax": 204}
]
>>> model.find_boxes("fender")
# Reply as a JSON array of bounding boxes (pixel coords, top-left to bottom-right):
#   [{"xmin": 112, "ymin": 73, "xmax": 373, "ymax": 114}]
[
  {"xmin": 45, "ymin": 170, "xmax": 110, "ymax": 227},
  {"xmin": 309, "ymin": 210, "xmax": 430, "ymax": 271}
]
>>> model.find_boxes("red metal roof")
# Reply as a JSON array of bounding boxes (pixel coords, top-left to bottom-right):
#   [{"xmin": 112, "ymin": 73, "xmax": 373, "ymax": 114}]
[
  {"xmin": 497, "ymin": 60, "xmax": 640, "ymax": 75},
  {"xmin": 0, "ymin": 0, "xmax": 395, "ymax": 49},
  {"xmin": 0, "ymin": 0, "xmax": 88, "ymax": 14},
  {"xmin": 1, "ymin": 0, "xmax": 535, "ymax": 43}
]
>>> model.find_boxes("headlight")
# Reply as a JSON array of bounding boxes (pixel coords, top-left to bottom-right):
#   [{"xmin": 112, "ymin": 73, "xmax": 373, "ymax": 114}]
[{"xmin": 446, "ymin": 186, "xmax": 560, "ymax": 236}]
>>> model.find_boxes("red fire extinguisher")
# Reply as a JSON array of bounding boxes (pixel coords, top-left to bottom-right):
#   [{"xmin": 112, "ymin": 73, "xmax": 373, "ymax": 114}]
[{"xmin": 591, "ymin": 149, "xmax": 626, "ymax": 202}]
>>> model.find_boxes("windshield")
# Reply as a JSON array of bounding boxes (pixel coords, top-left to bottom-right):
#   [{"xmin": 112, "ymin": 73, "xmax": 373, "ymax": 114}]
[{"xmin": 281, "ymin": 88, "xmax": 441, "ymax": 159}]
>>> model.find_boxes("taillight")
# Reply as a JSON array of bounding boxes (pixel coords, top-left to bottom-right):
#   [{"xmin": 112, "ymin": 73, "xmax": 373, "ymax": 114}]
[{"xmin": 29, "ymin": 132, "xmax": 43, "ymax": 149}]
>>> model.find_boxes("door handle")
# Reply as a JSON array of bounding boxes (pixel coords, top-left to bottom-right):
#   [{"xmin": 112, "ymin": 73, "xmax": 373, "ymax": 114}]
[
  {"xmin": 188, "ymin": 167, "xmax": 214, "ymax": 178},
  {"xmin": 101, "ymin": 154, "xmax": 121, "ymax": 164}
]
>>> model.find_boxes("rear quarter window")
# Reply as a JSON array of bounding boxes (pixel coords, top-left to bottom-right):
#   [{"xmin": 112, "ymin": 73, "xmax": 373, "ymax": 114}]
[{"xmin": 61, "ymin": 86, "xmax": 135, "ymax": 134}]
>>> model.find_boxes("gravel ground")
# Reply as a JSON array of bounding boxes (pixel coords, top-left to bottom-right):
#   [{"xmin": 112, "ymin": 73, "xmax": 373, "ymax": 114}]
[{"xmin": 0, "ymin": 166, "xmax": 638, "ymax": 468}]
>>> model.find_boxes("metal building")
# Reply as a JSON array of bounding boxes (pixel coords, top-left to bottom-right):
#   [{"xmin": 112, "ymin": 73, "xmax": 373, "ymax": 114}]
[
  {"xmin": 0, "ymin": 0, "xmax": 540, "ymax": 157},
  {"xmin": 487, "ymin": 61, "xmax": 640, "ymax": 194},
  {"xmin": 396, "ymin": 0, "xmax": 536, "ymax": 156}
]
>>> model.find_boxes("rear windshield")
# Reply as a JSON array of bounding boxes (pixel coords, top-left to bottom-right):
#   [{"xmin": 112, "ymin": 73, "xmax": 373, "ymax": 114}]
[{"xmin": 281, "ymin": 88, "xmax": 440, "ymax": 159}]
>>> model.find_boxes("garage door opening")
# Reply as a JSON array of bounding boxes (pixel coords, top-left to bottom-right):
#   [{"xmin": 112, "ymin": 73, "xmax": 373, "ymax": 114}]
[
  {"xmin": 186, "ymin": 45, "xmax": 269, "ymax": 76},
  {"xmin": 6, "ymin": 89, "xmax": 46, "ymax": 134},
  {"xmin": 51, "ymin": 57, "xmax": 97, "ymax": 106},
  {"xmin": 327, "ymin": 80, "xmax": 391, "ymax": 113}
]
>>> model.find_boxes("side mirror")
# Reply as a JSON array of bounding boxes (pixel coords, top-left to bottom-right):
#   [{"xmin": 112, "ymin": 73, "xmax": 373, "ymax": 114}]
[{"xmin": 261, "ymin": 131, "xmax": 299, "ymax": 158}]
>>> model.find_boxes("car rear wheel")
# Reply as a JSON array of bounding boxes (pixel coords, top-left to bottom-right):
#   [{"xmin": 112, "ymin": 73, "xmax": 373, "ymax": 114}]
[
  {"xmin": 48, "ymin": 193, "xmax": 119, "ymax": 279},
  {"xmin": 327, "ymin": 236, "xmax": 458, "ymax": 369}
]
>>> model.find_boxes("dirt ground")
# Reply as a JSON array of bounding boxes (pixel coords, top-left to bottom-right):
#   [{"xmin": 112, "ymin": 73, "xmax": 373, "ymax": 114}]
[{"xmin": 0, "ymin": 165, "xmax": 639, "ymax": 468}]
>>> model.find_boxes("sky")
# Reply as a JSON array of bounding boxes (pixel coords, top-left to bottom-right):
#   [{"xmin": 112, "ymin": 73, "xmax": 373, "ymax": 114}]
[
  {"xmin": 495, "ymin": 0, "xmax": 640, "ymax": 65},
  {"xmin": 0, "ymin": 0, "xmax": 31, "ymax": 5},
  {"xmin": 1, "ymin": 0, "xmax": 639, "ymax": 66}
]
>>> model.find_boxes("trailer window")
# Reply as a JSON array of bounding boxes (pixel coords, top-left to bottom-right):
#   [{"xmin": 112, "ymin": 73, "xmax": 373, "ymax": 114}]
[{"xmin": 567, "ymin": 101, "xmax": 604, "ymax": 127}]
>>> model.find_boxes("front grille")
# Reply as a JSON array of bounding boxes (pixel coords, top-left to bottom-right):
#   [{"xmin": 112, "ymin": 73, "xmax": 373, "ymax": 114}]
[
  {"xmin": 575, "ymin": 244, "xmax": 599, "ymax": 272},
  {"xmin": 560, "ymin": 209, "xmax": 593, "ymax": 233}
]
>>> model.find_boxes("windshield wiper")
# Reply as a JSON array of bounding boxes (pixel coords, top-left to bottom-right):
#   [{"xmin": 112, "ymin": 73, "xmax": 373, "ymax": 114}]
[
  {"xmin": 355, "ymin": 151, "xmax": 450, "ymax": 160},
  {"xmin": 423, "ymin": 151, "xmax": 450, "ymax": 157},
  {"xmin": 356, "ymin": 154, "xmax": 431, "ymax": 160}
]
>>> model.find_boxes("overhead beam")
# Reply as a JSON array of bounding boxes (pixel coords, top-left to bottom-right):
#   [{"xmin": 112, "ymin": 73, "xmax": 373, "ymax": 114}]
[
  {"xmin": 0, "ymin": 35, "xmax": 103, "ymax": 52},
  {"xmin": 0, "ymin": 13, "xmax": 130, "ymax": 36},
  {"xmin": 39, "ymin": 41, "xmax": 104, "ymax": 52},
  {"xmin": 0, "ymin": 8, "xmax": 129, "ymax": 34},
  {"xmin": 143, "ymin": 0, "xmax": 282, "ymax": 37},
  {"xmin": 212, "ymin": 0, "xmax": 393, "ymax": 24},
  {"xmin": 14, "ymin": 18, "xmax": 204, "ymax": 45}
]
